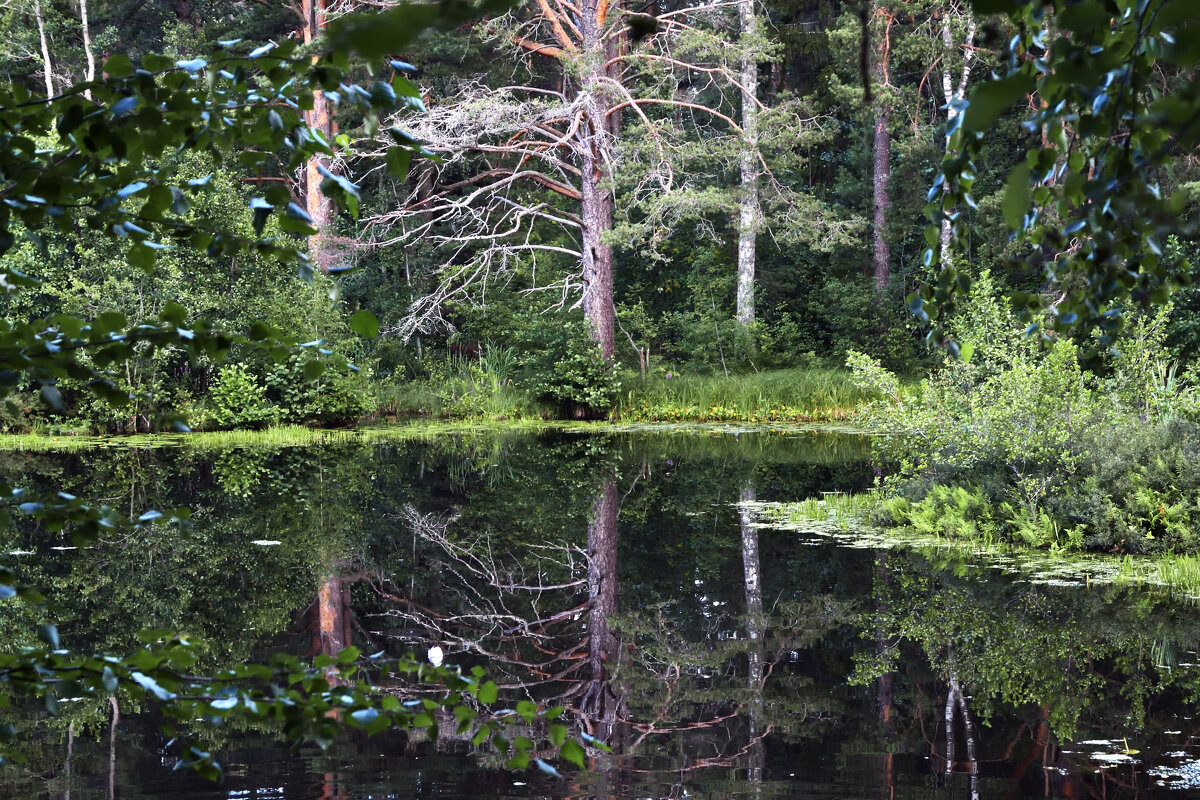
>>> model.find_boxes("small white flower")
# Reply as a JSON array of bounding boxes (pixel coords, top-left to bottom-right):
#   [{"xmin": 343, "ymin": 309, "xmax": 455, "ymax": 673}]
[{"xmin": 427, "ymin": 645, "xmax": 444, "ymax": 667}]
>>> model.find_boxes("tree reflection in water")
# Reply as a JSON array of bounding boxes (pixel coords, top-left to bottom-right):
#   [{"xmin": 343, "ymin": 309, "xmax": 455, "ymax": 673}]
[{"xmin": 10, "ymin": 432, "xmax": 1200, "ymax": 798}]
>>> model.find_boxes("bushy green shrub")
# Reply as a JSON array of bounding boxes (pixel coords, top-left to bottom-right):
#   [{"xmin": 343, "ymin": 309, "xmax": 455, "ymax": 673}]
[
  {"xmin": 264, "ymin": 356, "xmax": 370, "ymax": 426},
  {"xmin": 530, "ymin": 330, "xmax": 622, "ymax": 417},
  {"xmin": 208, "ymin": 364, "xmax": 276, "ymax": 429},
  {"xmin": 857, "ymin": 275, "xmax": 1200, "ymax": 554}
]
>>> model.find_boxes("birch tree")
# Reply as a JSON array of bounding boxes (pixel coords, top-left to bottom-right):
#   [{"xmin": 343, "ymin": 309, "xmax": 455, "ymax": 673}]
[
  {"xmin": 34, "ymin": 0, "xmax": 54, "ymax": 98},
  {"xmin": 736, "ymin": 0, "xmax": 760, "ymax": 329},
  {"xmin": 937, "ymin": 2, "xmax": 975, "ymax": 272},
  {"xmin": 78, "ymin": 0, "xmax": 96, "ymax": 100}
]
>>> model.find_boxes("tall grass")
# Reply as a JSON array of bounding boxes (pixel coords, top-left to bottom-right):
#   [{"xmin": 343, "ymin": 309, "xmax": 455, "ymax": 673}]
[{"xmin": 617, "ymin": 367, "xmax": 870, "ymax": 422}]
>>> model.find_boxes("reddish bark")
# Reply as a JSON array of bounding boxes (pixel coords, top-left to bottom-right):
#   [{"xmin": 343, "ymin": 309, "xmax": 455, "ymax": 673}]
[{"xmin": 303, "ymin": 0, "xmax": 336, "ymax": 272}]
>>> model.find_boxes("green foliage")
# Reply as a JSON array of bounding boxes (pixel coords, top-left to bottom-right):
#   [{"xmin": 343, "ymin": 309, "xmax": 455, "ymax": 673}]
[
  {"xmin": 529, "ymin": 328, "xmax": 622, "ymax": 417},
  {"xmin": 624, "ymin": 367, "xmax": 867, "ymax": 422},
  {"xmin": 264, "ymin": 355, "xmax": 370, "ymax": 426},
  {"xmin": 922, "ymin": 0, "xmax": 1200, "ymax": 351},
  {"xmin": 207, "ymin": 363, "xmax": 275, "ymax": 430}
]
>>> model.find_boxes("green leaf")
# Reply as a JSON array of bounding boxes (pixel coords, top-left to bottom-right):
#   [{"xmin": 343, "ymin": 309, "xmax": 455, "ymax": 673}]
[
  {"xmin": 102, "ymin": 54, "xmax": 135, "ymax": 77},
  {"xmin": 385, "ymin": 147, "xmax": 413, "ymax": 179},
  {"xmin": 561, "ymin": 739, "xmax": 585, "ymax": 767},
  {"xmin": 37, "ymin": 624, "xmax": 59, "ymax": 648},
  {"xmin": 477, "ymin": 680, "xmax": 498, "ymax": 704},
  {"xmin": 39, "ymin": 384, "xmax": 64, "ymax": 411},
  {"xmin": 349, "ymin": 310, "xmax": 380, "ymax": 339},
  {"xmin": 549, "ymin": 723, "xmax": 566, "ymax": 747},
  {"xmin": 516, "ymin": 700, "xmax": 538, "ymax": 722},
  {"xmin": 350, "ymin": 707, "xmax": 378, "ymax": 725},
  {"xmin": 963, "ymin": 72, "xmax": 1035, "ymax": 134},
  {"xmin": 302, "ymin": 360, "xmax": 326, "ymax": 381},
  {"xmin": 128, "ymin": 242, "xmax": 157, "ymax": 273},
  {"xmin": 141, "ymin": 53, "xmax": 174, "ymax": 72},
  {"xmin": 1002, "ymin": 163, "xmax": 1033, "ymax": 232}
]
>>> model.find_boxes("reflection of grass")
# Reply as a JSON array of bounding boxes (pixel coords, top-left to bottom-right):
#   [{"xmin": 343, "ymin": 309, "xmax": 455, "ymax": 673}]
[{"xmin": 755, "ymin": 497, "xmax": 1200, "ymax": 599}]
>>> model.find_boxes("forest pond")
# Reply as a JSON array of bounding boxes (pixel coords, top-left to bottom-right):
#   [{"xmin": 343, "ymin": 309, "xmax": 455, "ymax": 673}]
[{"xmin": 5, "ymin": 426, "xmax": 1200, "ymax": 798}]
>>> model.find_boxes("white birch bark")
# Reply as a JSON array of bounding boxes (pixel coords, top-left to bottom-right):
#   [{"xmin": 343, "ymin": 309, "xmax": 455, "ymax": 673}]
[
  {"xmin": 939, "ymin": 7, "xmax": 976, "ymax": 271},
  {"xmin": 34, "ymin": 0, "xmax": 54, "ymax": 98},
  {"xmin": 79, "ymin": 0, "xmax": 95, "ymax": 100},
  {"xmin": 736, "ymin": 0, "xmax": 760, "ymax": 328}
]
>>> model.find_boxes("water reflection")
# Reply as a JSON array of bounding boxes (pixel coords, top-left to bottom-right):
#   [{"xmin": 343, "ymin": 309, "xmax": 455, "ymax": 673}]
[{"xmin": 4, "ymin": 430, "xmax": 1200, "ymax": 798}]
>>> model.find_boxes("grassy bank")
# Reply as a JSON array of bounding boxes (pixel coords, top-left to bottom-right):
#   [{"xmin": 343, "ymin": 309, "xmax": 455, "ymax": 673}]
[
  {"xmin": 615, "ymin": 368, "xmax": 868, "ymax": 422},
  {"xmin": 0, "ymin": 418, "xmax": 870, "ymax": 452},
  {"xmin": 369, "ymin": 366, "xmax": 872, "ymax": 423},
  {"xmin": 0, "ymin": 421, "xmax": 566, "ymax": 451}
]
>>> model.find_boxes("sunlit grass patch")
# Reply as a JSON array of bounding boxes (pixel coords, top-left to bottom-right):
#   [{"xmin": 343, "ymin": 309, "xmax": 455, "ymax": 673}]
[{"xmin": 618, "ymin": 367, "xmax": 870, "ymax": 423}]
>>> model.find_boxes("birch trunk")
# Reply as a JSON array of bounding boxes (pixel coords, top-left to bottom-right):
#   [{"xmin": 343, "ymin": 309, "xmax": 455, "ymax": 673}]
[
  {"xmin": 303, "ymin": 0, "xmax": 336, "ymax": 273},
  {"xmin": 79, "ymin": 0, "xmax": 95, "ymax": 100},
  {"xmin": 736, "ymin": 0, "xmax": 760, "ymax": 328},
  {"xmin": 34, "ymin": 0, "xmax": 54, "ymax": 98},
  {"xmin": 939, "ymin": 9, "xmax": 976, "ymax": 272},
  {"xmin": 741, "ymin": 484, "xmax": 765, "ymax": 789}
]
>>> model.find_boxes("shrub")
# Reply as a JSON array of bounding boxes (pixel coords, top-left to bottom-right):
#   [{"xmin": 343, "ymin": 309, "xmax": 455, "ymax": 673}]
[
  {"xmin": 208, "ymin": 364, "xmax": 276, "ymax": 429},
  {"xmin": 530, "ymin": 331, "xmax": 622, "ymax": 417},
  {"xmin": 264, "ymin": 356, "xmax": 370, "ymax": 426}
]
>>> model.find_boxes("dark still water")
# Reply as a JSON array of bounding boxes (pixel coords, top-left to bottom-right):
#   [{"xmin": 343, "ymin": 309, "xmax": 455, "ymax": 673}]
[{"xmin": 4, "ymin": 427, "xmax": 1200, "ymax": 798}]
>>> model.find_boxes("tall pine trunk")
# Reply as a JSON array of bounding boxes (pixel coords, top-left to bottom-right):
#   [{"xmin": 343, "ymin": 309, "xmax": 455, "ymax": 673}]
[
  {"xmin": 871, "ymin": 6, "xmax": 893, "ymax": 294},
  {"xmin": 584, "ymin": 480, "xmax": 621, "ymax": 719},
  {"xmin": 579, "ymin": 0, "xmax": 616, "ymax": 360},
  {"xmin": 303, "ymin": 0, "xmax": 335, "ymax": 273},
  {"xmin": 736, "ymin": 0, "xmax": 760, "ymax": 329}
]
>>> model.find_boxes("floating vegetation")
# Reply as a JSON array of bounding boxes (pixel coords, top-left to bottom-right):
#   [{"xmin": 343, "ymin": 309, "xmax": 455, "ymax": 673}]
[
  {"xmin": 749, "ymin": 497, "xmax": 1200, "ymax": 599},
  {"xmin": 1150, "ymin": 759, "xmax": 1200, "ymax": 789}
]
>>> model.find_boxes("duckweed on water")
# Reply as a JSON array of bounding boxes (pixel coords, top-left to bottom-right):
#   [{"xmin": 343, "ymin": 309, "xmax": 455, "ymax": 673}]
[{"xmin": 750, "ymin": 496, "xmax": 1200, "ymax": 599}]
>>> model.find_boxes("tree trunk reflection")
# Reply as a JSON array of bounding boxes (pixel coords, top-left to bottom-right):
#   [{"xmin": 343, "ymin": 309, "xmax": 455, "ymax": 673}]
[
  {"xmin": 741, "ymin": 483, "xmax": 765, "ymax": 790},
  {"xmin": 582, "ymin": 479, "xmax": 626, "ymax": 734}
]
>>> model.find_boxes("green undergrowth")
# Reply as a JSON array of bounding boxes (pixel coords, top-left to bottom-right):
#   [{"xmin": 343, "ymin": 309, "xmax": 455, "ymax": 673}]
[
  {"xmin": 615, "ymin": 368, "xmax": 872, "ymax": 423},
  {"xmin": 0, "ymin": 422, "xmax": 558, "ymax": 451},
  {"xmin": 365, "ymin": 366, "xmax": 876, "ymax": 423},
  {"xmin": 751, "ymin": 495, "xmax": 1200, "ymax": 599}
]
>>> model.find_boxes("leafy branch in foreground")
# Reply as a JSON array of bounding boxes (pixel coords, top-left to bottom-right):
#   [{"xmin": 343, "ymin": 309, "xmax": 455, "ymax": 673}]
[
  {"xmin": 0, "ymin": 625, "xmax": 583, "ymax": 782},
  {"xmin": 919, "ymin": 0, "xmax": 1200, "ymax": 355}
]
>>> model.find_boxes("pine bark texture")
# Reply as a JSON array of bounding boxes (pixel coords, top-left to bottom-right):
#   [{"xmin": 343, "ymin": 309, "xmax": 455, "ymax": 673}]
[
  {"xmin": 303, "ymin": 0, "xmax": 335, "ymax": 273},
  {"xmin": 871, "ymin": 6, "xmax": 893, "ymax": 294},
  {"xmin": 579, "ymin": 1, "xmax": 617, "ymax": 360},
  {"xmin": 584, "ymin": 479, "xmax": 621, "ymax": 718}
]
